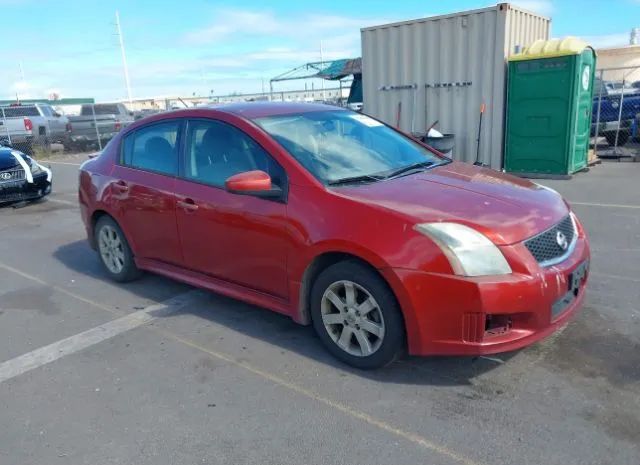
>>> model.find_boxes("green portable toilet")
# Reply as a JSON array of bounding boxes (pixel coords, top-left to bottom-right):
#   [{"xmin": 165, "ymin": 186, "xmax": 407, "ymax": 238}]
[{"xmin": 504, "ymin": 37, "xmax": 596, "ymax": 176}]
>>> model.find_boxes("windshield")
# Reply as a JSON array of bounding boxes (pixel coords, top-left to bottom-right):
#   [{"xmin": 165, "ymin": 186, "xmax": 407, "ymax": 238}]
[{"xmin": 254, "ymin": 110, "xmax": 443, "ymax": 184}]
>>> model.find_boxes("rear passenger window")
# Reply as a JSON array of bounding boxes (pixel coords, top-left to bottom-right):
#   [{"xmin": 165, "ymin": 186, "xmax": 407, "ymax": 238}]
[{"xmin": 122, "ymin": 121, "xmax": 180, "ymax": 176}]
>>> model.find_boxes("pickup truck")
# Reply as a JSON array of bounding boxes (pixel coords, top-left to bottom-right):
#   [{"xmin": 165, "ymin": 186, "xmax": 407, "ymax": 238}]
[
  {"xmin": 67, "ymin": 103, "xmax": 134, "ymax": 150},
  {"xmin": 592, "ymin": 93, "xmax": 640, "ymax": 146},
  {"xmin": 0, "ymin": 104, "xmax": 71, "ymax": 154}
]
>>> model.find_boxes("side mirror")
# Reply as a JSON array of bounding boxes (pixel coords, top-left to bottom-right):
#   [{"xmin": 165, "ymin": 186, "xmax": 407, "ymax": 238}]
[
  {"xmin": 53, "ymin": 112, "xmax": 61, "ymax": 117},
  {"xmin": 225, "ymin": 170, "xmax": 282, "ymax": 199},
  {"xmin": 129, "ymin": 111, "xmax": 134, "ymax": 116}
]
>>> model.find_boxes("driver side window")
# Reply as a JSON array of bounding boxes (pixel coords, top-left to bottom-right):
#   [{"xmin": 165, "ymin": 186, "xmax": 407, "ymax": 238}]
[{"xmin": 184, "ymin": 119, "xmax": 285, "ymax": 189}]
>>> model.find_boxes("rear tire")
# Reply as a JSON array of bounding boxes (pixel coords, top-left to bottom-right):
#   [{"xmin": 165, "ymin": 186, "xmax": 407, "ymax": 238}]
[
  {"xmin": 605, "ymin": 131, "xmax": 629, "ymax": 147},
  {"xmin": 310, "ymin": 260, "xmax": 405, "ymax": 369},
  {"xmin": 94, "ymin": 215, "xmax": 142, "ymax": 282}
]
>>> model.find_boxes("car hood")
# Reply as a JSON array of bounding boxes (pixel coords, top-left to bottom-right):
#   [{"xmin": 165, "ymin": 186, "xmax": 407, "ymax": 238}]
[
  {"xmin": 334, "ymin": 161, "xmax": 569, "ymax": 245},
  {"xmin": 0, "ymin": 148, "xmax": 21, "ymax": 170}
]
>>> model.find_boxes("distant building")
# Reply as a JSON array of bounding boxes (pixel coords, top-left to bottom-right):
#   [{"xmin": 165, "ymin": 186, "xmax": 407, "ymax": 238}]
[
  {"xmin": 121, "ymin": 87, "xmax": 350, "ymax": 112},
  {"xmin": 212, "ymin": 87, "xmax": 350, "ymax": 104},
  {"xmin": 596, "ymin": 45, "xmax": 640, "ymax": 83}
]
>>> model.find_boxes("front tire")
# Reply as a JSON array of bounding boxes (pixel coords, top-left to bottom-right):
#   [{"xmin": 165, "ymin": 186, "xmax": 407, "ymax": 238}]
[
  {"xmin": 94, "ymin": 215, "xmax": 142, "ymax": 282},
  {"xmin": 310, "ymin": 260, "xmax": 405, "ymax": 369}
]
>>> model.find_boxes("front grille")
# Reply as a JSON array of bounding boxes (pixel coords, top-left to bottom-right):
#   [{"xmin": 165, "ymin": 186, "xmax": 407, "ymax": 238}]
[
  {"xmin": 0, "ymin": 191, "xmax": 41, "ymax": 203},
  {"xmin": 524, "ymin": 215, "xmax": 576, "ymax": 266},
  {"xmin": 0, "ymin": 168, "xmax": 26, "ymax": 183}
]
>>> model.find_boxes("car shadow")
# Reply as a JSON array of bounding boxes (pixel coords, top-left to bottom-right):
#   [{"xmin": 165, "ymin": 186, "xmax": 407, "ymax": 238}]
[{"xmin": 54, "ymin": 240, "xmax": 515, "ymax": 387}]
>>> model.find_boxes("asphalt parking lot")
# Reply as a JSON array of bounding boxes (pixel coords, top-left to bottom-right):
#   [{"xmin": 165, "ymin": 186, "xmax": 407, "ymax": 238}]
[{"xmin": 1, "ymin": 156, "xmax": 639, "ymax": 465}]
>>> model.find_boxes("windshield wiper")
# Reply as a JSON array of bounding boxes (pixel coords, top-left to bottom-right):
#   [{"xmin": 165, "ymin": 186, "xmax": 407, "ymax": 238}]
[
  {"xmin": 327, "ymin": 174, "xmax": 385, "ymax": 186},
  {"xmin": 384, "ymin": 161, "xmax": 435, "ymax": 179},
  {"xmin": 327, "ymin": 159, "xmax": 446, "ymax": 186}
]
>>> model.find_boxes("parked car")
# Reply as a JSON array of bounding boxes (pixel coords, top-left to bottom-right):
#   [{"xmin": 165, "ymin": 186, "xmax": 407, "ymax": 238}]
[
  {"xmin": 0, "ymin": 145, "xmax": 52, "ymax": 204},
  {"xmin": 0, "ymin": 103, "xmax": 70, "ymax": 153},
  {"xmin": 133, "ymin": 109, "xmax": 162, "ymax": 120},
  {"xmin": 67, "ymin": 103, "xmax": 134, "ymax": 150},
  {"xmin": 594, "ymin": 78, "xmax": 639, "ymax": 97},
  {"xmin": 79, "ymin": 103, "xmax": 590, "ymax": 369},
  {"xmin": 592, "ymin": 93, "xmax": 640, "ymax": 146}
]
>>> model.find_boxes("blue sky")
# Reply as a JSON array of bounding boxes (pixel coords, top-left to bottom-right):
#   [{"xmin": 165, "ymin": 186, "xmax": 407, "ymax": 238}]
[{"xmin": 1, "ymin": 0, "xmax": 639, "ymax": 102}]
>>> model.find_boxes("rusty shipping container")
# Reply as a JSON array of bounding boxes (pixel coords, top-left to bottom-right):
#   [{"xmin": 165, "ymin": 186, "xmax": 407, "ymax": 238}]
[{"xmin": 361, "ymin": 3, "xmax": 550, "ymax": 168}]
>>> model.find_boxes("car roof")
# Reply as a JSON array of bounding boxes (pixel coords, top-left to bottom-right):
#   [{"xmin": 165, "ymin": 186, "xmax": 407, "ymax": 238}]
[
  {"xmin": 197, "ymin": 102, "xmax": 345, "ymax": 119},
  {"xmin": 123, "ymin": 102, "xmax": 349, "ymax": 132}
]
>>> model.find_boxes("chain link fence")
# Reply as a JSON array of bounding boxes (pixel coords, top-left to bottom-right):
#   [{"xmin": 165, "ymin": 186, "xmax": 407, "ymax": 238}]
[
  {"xmin": 592, "ymin": 66, "xmax": 640, "ymax": 161},
  {"xmin": 0, "ymin": 104, "xmax": 57, "ymax": 157},
  {"xmin": 3, "ymin": 68, "xmax": 639, "ymax": 164},
  {"xmin": 0, "ymin": 102, "xmax": 140, "ymax": 158}
]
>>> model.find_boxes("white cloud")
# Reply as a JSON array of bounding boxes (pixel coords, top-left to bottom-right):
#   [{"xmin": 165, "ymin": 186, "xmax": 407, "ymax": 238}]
[
  {"xmin": 511, "ymin": 0, "xmax": 554, "ymax": 16},
  {"xmin": 583, "ymin": 33, "xmax": 630, "ymax": 49},
  {"xmin": 8, "ymin": 80, "xmax": 49, "ymax": 100},
  {"xmin": 178, "ymin": 8, "xmax": 392, "ymax": 94},
  {"xmin": 184, "ymin": 10, "xmax": 281, "ymax": 43},
  {"xmin": 2, "ymin": 7, "xmax": 395, "ymax": 100},
  {"xmin": 185, "ymin": 8, "xmax": 390, "ymax": 52}
]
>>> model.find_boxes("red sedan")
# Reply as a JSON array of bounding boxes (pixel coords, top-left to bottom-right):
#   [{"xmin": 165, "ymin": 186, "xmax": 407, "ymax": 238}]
[{"xmin": 79, "ymin": 103, "xmax": 590, "ymax": 369}]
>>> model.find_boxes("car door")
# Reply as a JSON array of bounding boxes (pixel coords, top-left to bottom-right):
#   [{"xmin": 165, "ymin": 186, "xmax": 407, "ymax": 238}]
[
  {"xmin": 39, "ymin": 105, "xmax": 61, "ymax": 139},
  {"xmin": 37, "ymin": 105, "xmax": 53, "ymax": 138},
  {"xmin": 173, "ymin": 118, "xmax": 289, "ymax": 299},
  {"xmin": 110, "ymin": 119, "xmax": 184, "ymax": 266}
]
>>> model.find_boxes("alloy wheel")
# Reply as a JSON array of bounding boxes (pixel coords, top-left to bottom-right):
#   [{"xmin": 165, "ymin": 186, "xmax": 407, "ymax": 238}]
[
  {"xmin": 98, "ymin": 225, "xmax": 125, "ymax": 274},
  {"xmin": 320, "ymin": 280, "xmax": 385, "ymax": 357}
]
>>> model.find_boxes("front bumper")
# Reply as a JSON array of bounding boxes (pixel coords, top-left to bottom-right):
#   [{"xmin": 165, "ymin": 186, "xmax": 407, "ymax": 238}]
[
  {"xmin": 383, "ymin": 236, "xmax": 590, "ymax": 356},
  {"xmin": 0, "ymin": 172, "xmax": 51, "ymax": 204}
]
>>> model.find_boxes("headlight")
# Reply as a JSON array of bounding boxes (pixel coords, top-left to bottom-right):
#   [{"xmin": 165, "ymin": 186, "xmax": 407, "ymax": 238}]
[
  {"xmin": 25, "ymin": 156, "xmax": 42, "ymax": 174},
  {"xmin": 414, "ymin": 222, "xmax": 512, "ymax": 277},
  {"xmin": 30, "ymin": 161, "xmax": 42, "ymax": 174}
]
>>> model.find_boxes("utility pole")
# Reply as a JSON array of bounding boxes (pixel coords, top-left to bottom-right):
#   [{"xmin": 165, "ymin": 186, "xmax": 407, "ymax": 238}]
[{"xmin": 115, "ymin": 11, "xmax": 133, "ymax": 105}]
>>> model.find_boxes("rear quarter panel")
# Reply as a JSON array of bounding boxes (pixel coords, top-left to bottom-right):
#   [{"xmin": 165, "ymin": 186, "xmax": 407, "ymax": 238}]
[{"xmin": 78, "ymin": 135, "xmax": 127, "ymax": 248}]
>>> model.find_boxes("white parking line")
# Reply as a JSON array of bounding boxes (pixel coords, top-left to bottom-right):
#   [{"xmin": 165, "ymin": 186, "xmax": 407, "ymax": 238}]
[
  {"xmin": 46, "ymin": 197, "xmax": 77, "ymax": 206},
  {"xmin": 45, "ymin": 160, "xmax": 82, "ymax": 166},
  {"xmin": 0, "ymin": 262, "xmax": 481, "ymax": 465},
  {"xmin": 591, "ymin": 271, "xmax": 640, "ymax": 283},
  {"xmin": 0, "ymin": 290, "xmax": 201, "ymax": 384},
  {"xmin": 569, "ymin": 201, "xmax": 640, "ymax": 209}
]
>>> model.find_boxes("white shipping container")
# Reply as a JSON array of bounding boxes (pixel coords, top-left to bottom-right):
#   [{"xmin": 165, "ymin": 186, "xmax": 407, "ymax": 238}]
[{"xmin": 361, "ymin": 3, "xmax": 550, "ymax": 168}]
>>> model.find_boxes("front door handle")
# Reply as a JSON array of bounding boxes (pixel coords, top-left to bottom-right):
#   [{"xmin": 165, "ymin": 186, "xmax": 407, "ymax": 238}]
[
  {"xmin": 113, "ymin": 180, "xmax": 129, "ymax": 193},
  {"xmin": 177, "ymin": 198, "xmax": 199, "ymax": 212}
]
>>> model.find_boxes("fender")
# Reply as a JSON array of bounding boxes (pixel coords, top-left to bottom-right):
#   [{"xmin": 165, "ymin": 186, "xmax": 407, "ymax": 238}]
[{"xmin": 288, "ymin": 239, "xmax": 394, "ymax": 325}]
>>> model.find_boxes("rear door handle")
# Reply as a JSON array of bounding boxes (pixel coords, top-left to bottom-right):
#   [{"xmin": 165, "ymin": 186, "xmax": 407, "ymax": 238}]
[{"xmin": 177, "ymin": 198, "xmax": 199, "ymax": 212}]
